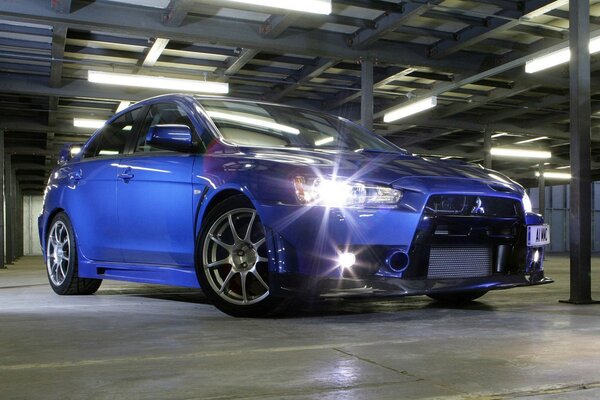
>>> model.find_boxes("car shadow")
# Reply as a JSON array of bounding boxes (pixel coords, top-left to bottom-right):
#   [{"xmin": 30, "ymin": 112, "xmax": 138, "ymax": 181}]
[{"xmin": 97, "ymin": 286, "xmax": 498, "ymax": 317}]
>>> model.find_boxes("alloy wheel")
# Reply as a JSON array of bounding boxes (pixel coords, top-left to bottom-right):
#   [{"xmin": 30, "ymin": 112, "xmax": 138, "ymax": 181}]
[
  {"xmin": 202, "ymin": 208, "xmax": 270, "ymax": 305},
  {"xmin": 47, "ymin": 220, "xmax": 71, "ymax": 286}
]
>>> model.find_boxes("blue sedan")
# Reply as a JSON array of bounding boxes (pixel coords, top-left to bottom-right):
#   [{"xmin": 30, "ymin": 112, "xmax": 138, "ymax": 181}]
[{"xmin": 39, "ymin": 94, "xmax": 552, "ymax": 317}]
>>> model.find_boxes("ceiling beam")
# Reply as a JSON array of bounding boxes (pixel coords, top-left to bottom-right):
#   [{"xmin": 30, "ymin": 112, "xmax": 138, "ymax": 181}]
[
  {"xmin": 224, "ymin": 49, "xmax": 259, "ymax": 76},
  {"xmin": 141, "ymin": 38, "xmax": 170, "ymax": 68},
  {"xmin": 50, "ymin": 0, "xmax": 72, "ymax": 14},
  {"xmin": 260, "ymin": 14, "xmax": 298, "ymax": 39},
  {"xmin": 348, "ymin": 1, "xmax": 442, "ymax": 48},
  {"xmin": 50, "ymin": 25, "xmax": 67, "ymax": 88},
  {"xmin": 374, "ymin": 28, "xmax": 600, "ymax": 120},
  {"xmin": 265, "ymin": 58, "xmax": 339, "ymax": 102},
  {"xmin": 327, "ymin": 66, "xmax": 416, "ymax": 110},
  {"xmin": 0, "ymin": 0, "xmax": 488, "ymax": 72},
  {"xmin": 162, "ymin": 0, "xmax": 193, "ymax": 26},
  {"xmin": 429, "ymin": 0, "xmax": 557, "ymax": 58}
]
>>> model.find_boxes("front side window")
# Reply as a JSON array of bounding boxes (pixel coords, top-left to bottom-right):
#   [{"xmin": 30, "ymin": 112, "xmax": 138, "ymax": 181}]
[
  {"xmin": 197, "ymin": 99, "xmax": 403, "ymax": 153},
  {"xmin": 83, "ymin": 107, "xmax": 143, "ymax": 158},
  {"xmin": 135, "ymin": 102, "xmax": 196, "ymax": 153}
]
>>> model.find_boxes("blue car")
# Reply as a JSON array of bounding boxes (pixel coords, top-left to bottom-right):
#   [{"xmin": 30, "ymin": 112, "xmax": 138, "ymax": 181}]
[{"xmin": 39, "ymin": 94, "xmax": 552, "ymax": 317}]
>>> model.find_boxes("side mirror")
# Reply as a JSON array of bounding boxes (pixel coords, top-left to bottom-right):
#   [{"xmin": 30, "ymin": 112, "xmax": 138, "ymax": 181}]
[
  {"xmin": 147, "ymin": 124, "xmax": 197, "ymax": 153},
  {"xmin": 57, "ymin": 143, "xmax": 84, "ymax": 165}
]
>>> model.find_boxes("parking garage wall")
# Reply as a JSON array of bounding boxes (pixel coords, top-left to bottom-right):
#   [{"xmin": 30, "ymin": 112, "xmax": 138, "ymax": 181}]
[
  {"xmin": 528, "ymin": 182, "xmax": 600, "ymax": 253},
  {"xmin": 23, "ymin": 195, "xmax": 42, "ymax": 256}
]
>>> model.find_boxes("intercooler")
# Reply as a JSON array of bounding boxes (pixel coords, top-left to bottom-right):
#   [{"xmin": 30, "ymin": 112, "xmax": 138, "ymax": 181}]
[{"xmin": 427, "ymin": 245, "xmax": 492, "ymax": 279}]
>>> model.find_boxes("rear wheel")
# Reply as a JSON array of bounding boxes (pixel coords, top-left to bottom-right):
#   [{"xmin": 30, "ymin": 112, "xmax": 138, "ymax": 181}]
[
  {"xmin": 46, "ymin": 213, "xmax": 102, "ymax": 295},
  {"xmin": 196, "ymin": 196, "xmax": 290, "ymax": 317},
  {"xmin": 427, "ymin": 291, "xmax": 487, "ymax": 304}
]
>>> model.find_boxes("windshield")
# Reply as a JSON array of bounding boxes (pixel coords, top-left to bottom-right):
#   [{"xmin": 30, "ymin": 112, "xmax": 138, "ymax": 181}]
[{"xmin": 197, "ymin": 99, "xmax": 403, "ymax": 153}]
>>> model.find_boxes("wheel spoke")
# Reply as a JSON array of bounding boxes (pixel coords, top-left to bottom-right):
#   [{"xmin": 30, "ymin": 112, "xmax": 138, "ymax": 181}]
[
  {"xmin": 253, "ymin": 237, "xmax": 265, "ymax": 248},
  {"xmin": 207, "ymin": 258, "xmax": 230, "ymax": 268},
  {"xmin": 228, "ymin": 214, "xmax": 243, "ymax": 244},
  {"xmin": 240, "ymin": 271, "xmax": 248, "ymax": 304},
  {"xmin": 218, "ymin": 269, "xmax": 236, "ymax": 294},
  {"xmin": 244, "ymin": 211, "xmax": 256, "ymax": 242},
  {"xmin": 209, "ymin": 234, "xmax": 233, "ymax": 251},
  {"xmin": 251, "ymin": 269, "xmax": 269, "ymax": 291},
  {"xmin": 256, "ymin": 256, "xmax": 268, "ymax": 263}
]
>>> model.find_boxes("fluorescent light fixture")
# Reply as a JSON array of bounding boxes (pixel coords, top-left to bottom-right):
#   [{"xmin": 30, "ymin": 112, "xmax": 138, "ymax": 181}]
[
  {"xmin": 514, "ymin": 136, "xmax": 549, "ymax": 144},
  {"xmin": 88, "ymin": 70, "xmax": 229, "ymax": 94},
  {"xmin": 142, "ymin": 38, "xmax": 169, "ymax": 67},
  {"xmin": 207, "ymin": 110, "xmax": 300, "ymax": 134},
  {"xmin": 524, "ymin": 0, "xmax": 568, "ymax": 19},
  {"xmin": 226, "ymin": 0, "xmax": 332, "ymax": 14},
  {"xmin": 491, "ymin": 132, "xmax": 509, "ymax": 138},
  {"xmin": 556, "ymin": 165, "xmax": 570, "ymax": 170},
  {"xmin": 526, "ymin": 36, "xmax": 600, "ymax": 73},
  {"xmin": 535, "ymin": 171, "xmax": 571, "ymax": 179},
  {"xmin": 440, "ymin": 156, "xmax": 454, "ymax": 160},
  {"xmin": 315, "ymin": 136, "xmax": 334, "ymax": 146},
  {"xmin": 116, "ymin": 101, "xmax": 131, "ymax": 113},
  {"xmin": 383, "ymin": 96, "xmax": 437, "ymax": 123},
  {"xmin": 491, "ymin": 147, "xmax": 552, "ymax": 159},
  {"xmin": 525, "ymin": 47, "xmax": 570, "ymax": 73},
  {"xmin": 70, "ymin": 146, "xmax": 82, "ymax": 157},
  {"xmin": 73, "ymin": 118, "xmax": 105, "ymax": 129}
]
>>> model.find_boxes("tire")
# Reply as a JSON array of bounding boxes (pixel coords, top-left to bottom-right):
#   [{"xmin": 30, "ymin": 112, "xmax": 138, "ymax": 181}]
[
  {"xmin": 46, "ymin": 212, "xmax": 102, "ymax": 295},
  {"xmin": 196, "ymin": 195, "xmax": 290, "ymax": 317},
  {"xmin": 427, "ymin": 290, "xmax": 488, "ymax": 304}
]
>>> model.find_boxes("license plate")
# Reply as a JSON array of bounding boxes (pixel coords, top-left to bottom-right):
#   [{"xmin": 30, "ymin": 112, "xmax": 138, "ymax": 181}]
[{"xmin": 527, "ymin": 224, "xmax": 550, "ymax": 246}]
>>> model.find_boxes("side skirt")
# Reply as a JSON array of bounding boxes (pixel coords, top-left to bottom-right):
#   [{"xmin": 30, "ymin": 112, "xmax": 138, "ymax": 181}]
[{"xmin": 78, "ymin": 258, "xmax": 201, "ymax": 288}]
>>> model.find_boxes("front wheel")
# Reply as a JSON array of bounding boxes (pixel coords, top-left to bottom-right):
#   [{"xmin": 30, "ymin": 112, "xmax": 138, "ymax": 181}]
[
  {"xmin": 427, "ymin": 290, "xmax": 488, "ymax": 304},
  {"xmin": 46, "ymin": 212, "xmax": 102, "ymax": 295},
  {"xmin": 196, "ymin": 196, "xmax": 290, "ymax": 317}
]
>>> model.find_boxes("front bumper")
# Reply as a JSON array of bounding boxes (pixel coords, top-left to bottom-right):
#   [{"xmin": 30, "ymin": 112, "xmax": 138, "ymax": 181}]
[{"xmin": 316, "ymin": 272, "xmax": 553, "ymax": 298}]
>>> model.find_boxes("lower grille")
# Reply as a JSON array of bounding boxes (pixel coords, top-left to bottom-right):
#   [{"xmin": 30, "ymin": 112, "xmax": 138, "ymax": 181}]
[{"xmin": 428, "ymin": 245, "xmax": 492, "ymax": 279}]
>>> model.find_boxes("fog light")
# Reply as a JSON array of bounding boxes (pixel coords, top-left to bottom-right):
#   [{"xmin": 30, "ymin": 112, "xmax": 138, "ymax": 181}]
[
  {"xmin": 338, "ymin": 252, "xmax": 356, "ymax": 269},
  {"xmin": 533, "ymin": 250, "xmax": 540, "ymax": 263}
]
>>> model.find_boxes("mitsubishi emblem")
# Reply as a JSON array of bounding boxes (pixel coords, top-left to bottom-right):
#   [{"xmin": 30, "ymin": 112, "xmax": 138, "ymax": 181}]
[{"xmin": 471, "ymin": 197, "xmax": 485, "ymax": 215}]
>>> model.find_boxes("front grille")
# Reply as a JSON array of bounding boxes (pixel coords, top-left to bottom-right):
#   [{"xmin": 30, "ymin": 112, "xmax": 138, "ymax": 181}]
[
  {"xmin": 427, "ymin": 245, "xmax": 492, "ymax": 279},
  {"xmin": 424, "ymin": 195, "xmax": 521, "ymax": 217}
]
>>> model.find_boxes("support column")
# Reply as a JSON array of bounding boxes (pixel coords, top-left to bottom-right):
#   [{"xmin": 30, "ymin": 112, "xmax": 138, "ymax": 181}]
[
  {"xmin": 567, "ymin": 0, "xmax": 594, "ymax": 304},
  {"xmin": 361, "ymin": 58, "xmax": 374, "ymax": 131},
  {"xmin": 5, "ymin": 154, "xmax": 14, "ymax": 264},
  {"xmin": 0, "ymin": 130, "xmax": 5, "ymax": 268},
  {"xmin": 16, "ymin": 183, "xmax": 23, "ymax": 258},
  {"xmin": 483, "ymin": 129, "xmax": 492, "ymax": 169},
  {"xmin": 538, "ymin": 162, "xmax": 545, "ymax": 218}
]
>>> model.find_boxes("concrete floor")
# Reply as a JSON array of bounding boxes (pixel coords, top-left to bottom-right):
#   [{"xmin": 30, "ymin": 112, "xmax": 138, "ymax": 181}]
[{"xmin": 1, "ymin": 256, "xmax": 600, "ymax": 400}]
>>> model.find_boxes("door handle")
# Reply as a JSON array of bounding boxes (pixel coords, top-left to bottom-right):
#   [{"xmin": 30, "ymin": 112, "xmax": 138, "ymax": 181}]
[{"xmin": 118, "ymin": 167, "xmax": 134, "ymax": 182}]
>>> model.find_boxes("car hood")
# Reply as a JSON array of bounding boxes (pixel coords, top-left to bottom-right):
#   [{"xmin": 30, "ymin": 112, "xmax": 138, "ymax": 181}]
[{"xmin": 238, "ymin": 147, "xmax": 524, "ymax": 195}]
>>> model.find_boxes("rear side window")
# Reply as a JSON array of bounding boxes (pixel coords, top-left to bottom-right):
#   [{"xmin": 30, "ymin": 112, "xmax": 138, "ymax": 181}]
[
  {"xmin": 135, "ymin": 103, "xmax": 196, "ymax": 153},
  {"xmin": 83, "ymin": 107, "xmax": 143, "ymax": 158}
]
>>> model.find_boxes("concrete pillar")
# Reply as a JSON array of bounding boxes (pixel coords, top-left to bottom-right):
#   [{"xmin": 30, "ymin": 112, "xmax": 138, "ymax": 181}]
[
  {"xmin": 16, "ymin": 183, "xmax": 23, "ymax": 258},
  {"xmin": 5, "ymin": 154, "xmax": 14, "ymax": 264},
  {"xmin": 0, "ymin": 130, "xmax": 5, "ymax": 268},
  {"xmin": 538, "ymin": 162, "xmax": 545, "ymax": 218},
  {"xmin": 567, "ymin": 0, "xmax": 594, "ymax": 304},
  {"xmin": 483, "ymin": 129, "xmax": 492, "ymax": 169},
  {"xmin": 361, "ymin": 59, "xmax": 374, "ymax": 131}
]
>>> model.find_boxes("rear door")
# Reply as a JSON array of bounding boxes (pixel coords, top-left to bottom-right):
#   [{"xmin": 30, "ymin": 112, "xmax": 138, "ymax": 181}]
[
  {"xmin": 65, "ymin": 107, "xmax": 143, "ymax": 261},
  {"xmin": 116, "ymin": 101, "xmax": 206, "ymax": 266}
]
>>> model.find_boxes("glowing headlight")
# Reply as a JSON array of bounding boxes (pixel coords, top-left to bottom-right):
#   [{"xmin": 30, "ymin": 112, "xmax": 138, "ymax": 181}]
[
  {"xmin": 293, "ymin": 176, "xmax": 402, "ymax": 207},
  {"xmin": 522, "ymin": 192, "xmax": 533, "ymax": 213}
]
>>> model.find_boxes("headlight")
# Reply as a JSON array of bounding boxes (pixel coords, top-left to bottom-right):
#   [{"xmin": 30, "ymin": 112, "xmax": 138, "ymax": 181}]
[
  {"xmin": 522, "ymin": 192, "xmax": 533, "ymax": 213},
  {"xmin": 293, "ymin": 176, "xmax": 402, "ymax": 208}
]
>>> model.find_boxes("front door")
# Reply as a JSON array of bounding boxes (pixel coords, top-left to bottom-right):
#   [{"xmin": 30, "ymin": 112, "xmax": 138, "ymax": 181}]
[{"xmin": 116, "ymin": 101, "xmax": 205, "ymax": 266}]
